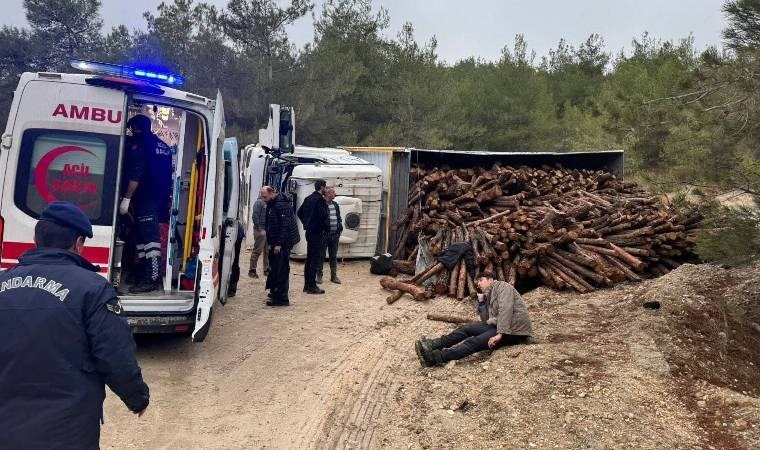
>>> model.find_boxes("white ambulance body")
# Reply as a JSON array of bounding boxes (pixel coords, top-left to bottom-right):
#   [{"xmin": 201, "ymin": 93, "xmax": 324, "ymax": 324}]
[{"xmin": 0, "ymin": 62, "xmax": 239, "ymax": 342}]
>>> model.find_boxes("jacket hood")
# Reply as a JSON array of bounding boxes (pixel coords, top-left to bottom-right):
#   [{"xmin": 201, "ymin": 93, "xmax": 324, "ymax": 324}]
[{"xmin": 18, "ymin": 248, "xmax": 100, "ymax": 272}]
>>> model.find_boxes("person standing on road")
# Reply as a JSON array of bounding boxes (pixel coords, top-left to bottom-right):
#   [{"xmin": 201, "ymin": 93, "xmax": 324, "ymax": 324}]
[
  {"xmin": 262, "ymin": 186, "xmax": 300, "ymax": 306},
  {"xmin": 318, "ymin": 187, "xmax": 343, "ymax": 284},
  {"xmin": 248, "ymin": 195, "xmax": 269, "ymax": 278},
  {"xmin": 297, "ymin": 179, "xmax": 327, "ymax": 294},
  {"xmin": 228, "ymin": 221, "xmax": 245, "ymax": 298},
  {"xmin": 120, "ymin": 114, "xmax": 173, "ymax": 294},
  {"xmin": 0, "ymin": 201, "xmax": 150, "ymax": 449},
  {"xmin": 415, "ymin": 271, "xmax": 532, "ymax": 366}
]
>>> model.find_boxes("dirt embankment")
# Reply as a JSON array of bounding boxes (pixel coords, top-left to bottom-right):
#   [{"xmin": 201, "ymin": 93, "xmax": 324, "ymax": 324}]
[
  {"xmin": 101, "ymin": 257, "xmax": 760, "ymax": 449},
  {"xmin": 378, "ymin": 262, "xmax": 760, "ymax": 449}
]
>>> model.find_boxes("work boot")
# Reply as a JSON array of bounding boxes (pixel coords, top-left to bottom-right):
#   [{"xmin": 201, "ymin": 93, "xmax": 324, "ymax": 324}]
[
  {"xmin": 415, "ymin": 340, "xmax": 435, "ymax": 367},
  {"xmin": 316, "ymin": 273, "xmax": 323, "ymax": 284},
  {"xmin": 129, "ymin": 280, "xmax": 162, "ymax": 294},
  {"xmin": 305, "ymin": 286, "xmax": 325, "ymax": 295},
  {"xmin": 431, "ymin": 349, "xmax": 445, "ymax": 365},
  {"xmin": 420, "ymin": 337, "xmax": 442, "ymax": 353},
  {"xmin": 248, "ymin": 270, "xmax": 258, "ymax": 279},
  {"xmin": 330, "ymin": 274, "xmax": 341, "ymax": 284},
  {"xmin": 228, "ymin": 286, "xmax": 237, "ymax": 298},
  {"xmin": 266, "ymin": 299, "xmax": 290, "ymax": 307}
]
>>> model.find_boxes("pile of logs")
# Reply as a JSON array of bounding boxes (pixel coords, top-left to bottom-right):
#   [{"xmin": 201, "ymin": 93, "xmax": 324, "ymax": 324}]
[{"xmin": 383, "ymin": 164, "xmax": 702, "ymax": 301}]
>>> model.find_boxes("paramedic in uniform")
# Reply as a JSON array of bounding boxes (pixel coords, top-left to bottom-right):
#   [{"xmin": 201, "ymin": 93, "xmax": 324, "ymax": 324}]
[
  {"xmin": 0, "ymin": 201, "xmax": 150, "ymax": 449},
  {"xmin": 120, "ymin": 114, "xmax": 173, "ymax": 293}
]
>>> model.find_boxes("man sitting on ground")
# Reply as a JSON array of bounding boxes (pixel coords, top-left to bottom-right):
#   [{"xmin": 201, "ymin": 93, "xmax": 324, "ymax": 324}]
[{"xmin": 415, "ymin": 271, "xmax": 532, "ymax": 366}]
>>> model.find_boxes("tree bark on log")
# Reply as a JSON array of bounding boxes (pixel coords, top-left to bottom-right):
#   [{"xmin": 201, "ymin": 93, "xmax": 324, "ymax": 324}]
[{"xmin": 426, "ymin": 313, "xmax": 479, "ymax": 324}]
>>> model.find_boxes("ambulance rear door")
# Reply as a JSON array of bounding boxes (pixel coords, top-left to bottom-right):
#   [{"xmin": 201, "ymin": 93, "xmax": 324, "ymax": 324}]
[
  {"xmin": 192, "ymin": 90, "xmax": 224, "ymax": 342},
  {"xmin": 218, "ymin": 137, "xmax": 240, "ymax": 305},
  {"xmin": 0, "ymin": 75, "xmax": 125, "ymax": 274}
]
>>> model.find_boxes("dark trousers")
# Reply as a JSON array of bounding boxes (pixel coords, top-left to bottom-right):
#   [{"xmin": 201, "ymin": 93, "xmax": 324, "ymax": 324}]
[
  {"xmin": 266, "ymin": 246, "xmax": 291, "ymax": 301},
  {"xmin": 318, "ymin": 232, "xmax": 339, "ymax": 277},
  {"xmin": 304, "ymin": 233, "xmax": 323, "ymax": 288},
  {"xmin": 229, "ymin": 234, "xmax": 243, "ymax": 293},
  {"xmin": 439, "ymin": 322, "xmax": 528, "ymax": 362},
  {"xmin": 134, "ymin": 212, "xmax": 161, "ymax": 283}
]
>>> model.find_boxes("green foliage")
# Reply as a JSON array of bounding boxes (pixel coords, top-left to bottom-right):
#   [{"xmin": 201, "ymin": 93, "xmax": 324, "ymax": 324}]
[
  {"xmin": 723, "ymin": 0, "xmax": 760, "ymax": 51},
  {"xmin": 696, "ymin": 205, "xmax": 760, "ymax": 267},
  {"xmin": 23, "ymin": 0, "xmax": 103, "ymax": 69},
  {"xmin": 0, "ymin": 0, "xmax": 757, "ymax": 203}
]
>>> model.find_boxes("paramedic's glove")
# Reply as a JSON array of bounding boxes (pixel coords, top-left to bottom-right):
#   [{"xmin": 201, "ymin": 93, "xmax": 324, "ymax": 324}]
[{"xmin": 119, "ymin": 197, "xmax": 131, "ymax": 215}]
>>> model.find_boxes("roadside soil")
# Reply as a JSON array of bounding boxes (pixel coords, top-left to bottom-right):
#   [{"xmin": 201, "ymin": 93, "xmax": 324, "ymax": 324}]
[{"xmin": 101, "ymin": 254, "xmax": 760, "ymax": 449}]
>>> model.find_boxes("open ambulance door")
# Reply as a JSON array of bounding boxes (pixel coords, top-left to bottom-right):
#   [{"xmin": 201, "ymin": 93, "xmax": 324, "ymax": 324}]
[
  {"xmin": 192, "ymin": 90, "xmax": 224, "ymax": 342},
  {"xmin": 0, "ymin": 76, "xmax": 126, "ymax": 275},
  {"xmin": 218, "ymin": 137, "xmax": 240, "ymax": 305}
]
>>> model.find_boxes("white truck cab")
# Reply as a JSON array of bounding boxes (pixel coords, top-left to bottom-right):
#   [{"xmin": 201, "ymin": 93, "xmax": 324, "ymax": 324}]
[
  {"xmin": 0, "ymin": 61, "xmax": 238, "ymax": 342},
  {"xmin": 240, "ymin": 105, "xmax": 383, "ymax": 258}
]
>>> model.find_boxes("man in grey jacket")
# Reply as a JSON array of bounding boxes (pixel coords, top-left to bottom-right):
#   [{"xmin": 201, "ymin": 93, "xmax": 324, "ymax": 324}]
[
  {"xmin": 248, "ymin": 196, "xmax": 269, "ymax": 278},
  {"xmin": 415, "ymin": 271, "xmax": 532, "ymax": 366}
]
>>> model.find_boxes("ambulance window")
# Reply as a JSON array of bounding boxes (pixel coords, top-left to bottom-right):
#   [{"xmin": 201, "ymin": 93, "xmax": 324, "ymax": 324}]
[
  {"xmin": 14, "ymin": 129, "xmax": 119, "ymax": 225},
  {"xmin": 223, "ymin": 160, "xmax": 233, "ymax": 214}
]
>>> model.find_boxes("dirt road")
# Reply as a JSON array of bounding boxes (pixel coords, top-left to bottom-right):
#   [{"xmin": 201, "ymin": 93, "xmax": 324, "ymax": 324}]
[
  {"xmin": 102, "ymin": 257, "xmax": 760, "ymax": 449},
  {"xmin": 102, "ymin": 258, "xmax": 426, "ymax": 449}
]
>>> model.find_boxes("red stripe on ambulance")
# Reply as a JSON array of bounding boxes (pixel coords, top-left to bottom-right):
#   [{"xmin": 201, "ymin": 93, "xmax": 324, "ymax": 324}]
[{"xmin": 2, "ymin": 242, "xmax": 110, "ymax": 266}]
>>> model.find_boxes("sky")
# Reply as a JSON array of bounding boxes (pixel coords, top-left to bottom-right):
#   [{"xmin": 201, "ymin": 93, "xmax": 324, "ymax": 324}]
[{"xmin": 3, "ymin": 0, "xmax": 728, "ymax": 64}]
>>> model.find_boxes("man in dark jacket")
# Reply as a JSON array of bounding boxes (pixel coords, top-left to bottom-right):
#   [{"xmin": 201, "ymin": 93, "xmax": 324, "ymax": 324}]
[
  {"xmin": 318, "ymin": 187, "xmax": 344, "ymax": 284},
  {"xmin": 0, "ymin": 201, "xmax": 150, "ymax": 449},
  {"xmin": 120, "ymin": 114, "xmax": 173, "ymax": 294},
  {"xmin": 415, "ymin": 271, "xmax": 532, "ymax": 366},
  {"xmin": 297, "ymin": 179, "xmax": 327, "ymax": 294},
  {"xmin": 262, "ymin": 186, "xmax": 300, "ymax": 306}
]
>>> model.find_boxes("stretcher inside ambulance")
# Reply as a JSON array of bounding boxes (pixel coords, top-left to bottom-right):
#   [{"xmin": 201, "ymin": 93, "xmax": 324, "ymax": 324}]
[{"xmin": 0, "ymin": 61, "xmax": 239, "ymax": 342}]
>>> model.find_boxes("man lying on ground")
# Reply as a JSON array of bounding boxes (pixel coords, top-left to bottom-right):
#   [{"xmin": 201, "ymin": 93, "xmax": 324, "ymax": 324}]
[{"xmin": 415, "ymin": 271, "xmax": 532, "ymax": 366}]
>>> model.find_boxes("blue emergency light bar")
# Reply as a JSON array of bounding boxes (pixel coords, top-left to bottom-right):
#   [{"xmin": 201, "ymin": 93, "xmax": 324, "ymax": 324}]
[{"xmin": 70, "ymin": 60, "xmax": 185, "ymax": 87}]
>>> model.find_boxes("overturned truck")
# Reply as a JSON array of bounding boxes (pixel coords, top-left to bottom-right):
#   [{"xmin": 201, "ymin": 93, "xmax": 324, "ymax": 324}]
[{"xmin": 363, "ymin": 149, "xmax": 702, "ymax": 302}]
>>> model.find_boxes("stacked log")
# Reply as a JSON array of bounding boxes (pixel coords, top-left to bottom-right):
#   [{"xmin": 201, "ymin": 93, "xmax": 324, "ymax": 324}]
[{"xmin": 385, "ymin": 164, "xmax": 702, "ymax": 298}]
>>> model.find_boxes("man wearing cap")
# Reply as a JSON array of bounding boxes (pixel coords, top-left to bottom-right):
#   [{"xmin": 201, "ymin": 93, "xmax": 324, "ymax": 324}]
[
  {"xmin": 120, "ymin": 114, "xmax": 173, "ymax": 293},
  {"xmin": 0, "ymin": 201, "xmax": 150, "ymax": 449}
]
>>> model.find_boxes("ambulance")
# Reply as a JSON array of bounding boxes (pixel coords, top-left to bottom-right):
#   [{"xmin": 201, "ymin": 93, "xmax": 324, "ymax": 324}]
[{"xmin": 0, "ymin": 60, "xmax": 239, "ymax": 342}]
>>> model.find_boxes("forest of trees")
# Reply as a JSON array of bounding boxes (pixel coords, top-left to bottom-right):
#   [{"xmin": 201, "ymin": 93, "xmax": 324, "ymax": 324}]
[{"xmin": 0, "ymin": 0, "xmax": 758, "ymax": 262}]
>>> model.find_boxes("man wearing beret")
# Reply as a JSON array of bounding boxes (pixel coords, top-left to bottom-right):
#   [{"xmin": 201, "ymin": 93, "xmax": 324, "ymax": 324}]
[{"xmin": 0, "ymin": 201, "xmax": 150, "ymax": 449}]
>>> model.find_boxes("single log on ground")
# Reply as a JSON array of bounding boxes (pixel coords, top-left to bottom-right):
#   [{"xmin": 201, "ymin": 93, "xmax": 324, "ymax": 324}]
[
  {"xmin": 379, "ymin": 277, "xmax": 429, "ymax": 300},
  {"xmin": 426, "ymin": 313, "xmax": 479, "ymax": 324}
]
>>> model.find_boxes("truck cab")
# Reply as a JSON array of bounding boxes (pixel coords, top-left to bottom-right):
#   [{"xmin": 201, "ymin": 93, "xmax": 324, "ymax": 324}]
[{"xmin": 0, "ymin": 61, "xmax": 238, "ymax": 342}]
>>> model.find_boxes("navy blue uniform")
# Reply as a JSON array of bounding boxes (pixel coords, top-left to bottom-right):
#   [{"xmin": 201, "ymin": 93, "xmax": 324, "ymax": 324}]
[
  {"xmin": 0, "ymin": 248, "xmax": 149, "ymax": 449},
  {"xmin": 126, "ymin": 132, "xmax": 172, "ymax": 283}
]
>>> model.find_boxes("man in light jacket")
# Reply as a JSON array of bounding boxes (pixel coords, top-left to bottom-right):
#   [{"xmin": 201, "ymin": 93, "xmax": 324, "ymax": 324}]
[
  {"xmin": 248, "ymin": 196, "xmax": 269, "ymax": 278},
  {"xmin": 415, "ymin": 271, "xmax": 532, "ymax": 366},
  {"xmin": 318, "ymin": 187, "xmax": 343, "ymax": 284}
]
